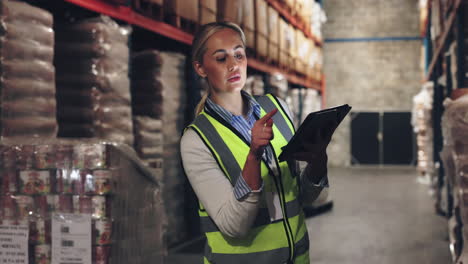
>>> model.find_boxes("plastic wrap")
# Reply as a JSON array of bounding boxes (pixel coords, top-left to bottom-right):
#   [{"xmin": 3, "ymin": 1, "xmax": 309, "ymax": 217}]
[
  {"xmin": 411, "ymin": 82, "xmax": 434, "ymax": 177},
  {"xmin": 244, "ymin": 75, "xmax": 264, "ymax": 96},
  {"xmin": 267, "ymin": 73, "xmax": 288, "ymax": 100},
  {"xmin": 286, "ymin": 88, "xmax": 322, "ymax": 129},
  {"xmin": 0, "ymin": 0, "xmax": 57, "ymax": 138},
  {"xmin": 55, "ymin": 16, "xmax": 133, "ymax": 146},
  {"xmin": 0, "ymin": 139, "xmax": 165, "ymax": 264},
  {"xmin": 130, "ymin": 50, "xmax": 187, "ymax": 246}
]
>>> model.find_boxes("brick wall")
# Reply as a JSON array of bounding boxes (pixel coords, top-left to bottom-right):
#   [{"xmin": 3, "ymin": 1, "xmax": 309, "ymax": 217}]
[{"xmin": 323, "ymin": 0, "xmax": 421, "ymax": 166}]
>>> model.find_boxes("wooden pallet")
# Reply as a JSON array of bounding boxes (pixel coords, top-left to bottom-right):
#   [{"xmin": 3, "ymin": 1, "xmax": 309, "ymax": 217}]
[
  {"xmin": 132, "ymin": 0, "xmax": 163, "ymax": 21},
  {"xmin": 166, "ymin": 14, "xmax": 198, "ymax": 34}
]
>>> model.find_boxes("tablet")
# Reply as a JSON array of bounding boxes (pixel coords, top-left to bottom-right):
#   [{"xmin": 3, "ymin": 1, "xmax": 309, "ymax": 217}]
[{"xmin": 278, "ymin": 104, "xmax": 352, "ymax": 161}]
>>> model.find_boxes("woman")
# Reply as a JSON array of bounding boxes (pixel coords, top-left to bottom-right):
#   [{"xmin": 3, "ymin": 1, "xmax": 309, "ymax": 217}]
[{"xmin": 181, "ymin": 22, "xmax": 330, "ymax": 264}]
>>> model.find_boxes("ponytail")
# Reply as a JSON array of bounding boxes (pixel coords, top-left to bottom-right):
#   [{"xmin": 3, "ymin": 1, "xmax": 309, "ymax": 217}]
[{"xmin": 195, "ymin": 92, "xmax": 209, "ymax": 115}]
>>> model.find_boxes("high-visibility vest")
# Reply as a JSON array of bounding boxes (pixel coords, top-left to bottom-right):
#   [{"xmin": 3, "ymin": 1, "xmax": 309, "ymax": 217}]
[{"xmin": 186, "ymin": 94, "xmax": 309, "ymax": 264}]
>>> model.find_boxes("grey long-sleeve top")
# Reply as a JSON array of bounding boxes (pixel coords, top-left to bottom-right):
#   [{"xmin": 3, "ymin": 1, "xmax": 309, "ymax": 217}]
[{"xmin": 180, "ymin": 99, "xmax": 326, "ymax": 238}]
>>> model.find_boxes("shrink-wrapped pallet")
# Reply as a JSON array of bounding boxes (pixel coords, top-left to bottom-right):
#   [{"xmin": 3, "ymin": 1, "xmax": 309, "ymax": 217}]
[
  {"xmin": 130, "ymin": 50, "xmax": 187, "ymax": 246},
  {"xmin": 286, "ymin": 88, "xmax": 321, "ymax": 129},
  {"xmin": 244, "ymin": 75, "xmax": 264, "ymax": 96},
  {"xmin": 267, "ymin": 73, "xmax": 288, "ymax": 100},
  {"xmin": 411, "ymin": 82, "xmax": 434, "ymax": 179},
  {"xmin": 442, "ymin": 92, "xmax": 468, "ymax": 262},
  {"xmin": 55, "ymin": 16, "xmax": 133, "ymax": 146},
  {"xmin": 0, "ymin": 0, "xmax": 57, "ymax": 138},
  {"xmin": 0, "ymin": 139, "xmax": 165, "ymax": 264}
]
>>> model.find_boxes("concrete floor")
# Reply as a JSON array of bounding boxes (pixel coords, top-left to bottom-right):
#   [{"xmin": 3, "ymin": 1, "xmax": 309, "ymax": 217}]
[
  {"xmin": 167, "ymin": 167, "xmax": 452, "ymax": 263},
  {"xmin": 307, "ymin": 167, "xmax": 451, "ymax": 264}
]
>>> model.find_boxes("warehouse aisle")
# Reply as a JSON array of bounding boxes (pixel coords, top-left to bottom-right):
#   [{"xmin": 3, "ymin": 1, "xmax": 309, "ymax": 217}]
[{"xmin": 307, "ymin": 167, "xmax": 451, "ymax": 264}]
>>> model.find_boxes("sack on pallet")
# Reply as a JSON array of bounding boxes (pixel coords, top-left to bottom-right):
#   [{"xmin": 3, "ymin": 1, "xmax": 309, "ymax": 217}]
[
  {"xmin": 55, "ymin": 42, "xmax": 129, "ymax": 63},
  {"xmin": 133, "ymin": 116, "xmax": 163, "ymax": 132},
  {"xmin": 0, "ymin": 60, "xmax": 55, "ymax": 82},
  {"xmin": 0, "ymin": 0, "xmax": 53, "ymax": 27},
  {"xmin": 56, "ymin": 16, "xmax": 130, "ymax": 43},
  {"xmin": 0, "ymin": 0, "xmax": 57, "ymax": 138},
  {"xmin": 0, "ymin": 38, "xmax": 53, "ymax": 61},
  {"xmin": 1, "ymin": 117, "xmax": 57, "ymax": 137},
  {"xmin": 1, "ymin": 79, "xmax": 54, "ymax": 98}
]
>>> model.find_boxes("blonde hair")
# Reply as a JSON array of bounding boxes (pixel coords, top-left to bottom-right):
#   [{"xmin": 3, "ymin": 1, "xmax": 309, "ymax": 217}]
[{"xmin": 191, "ymin": 22, "xmax": 246, "ymax": 115}]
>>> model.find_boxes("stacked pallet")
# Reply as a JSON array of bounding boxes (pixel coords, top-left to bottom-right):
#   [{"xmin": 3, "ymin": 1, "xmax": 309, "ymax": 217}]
[
  {"xmin": 244, "ymin": 75, "xmax": 265, "ymax": 96},
  {"xmin": 0, "ymin": 140, "xmax": 165, "ymax": 264},
  {"xmin": 412, "ymin": 82, "xmax": 435, "ymax": 183},
  {"xmin": 287, "ymin": 88, "xmax": 321, "ymax": 129},
  {"xmin": 55, "ymin": 16, "xmax": 134, "ymax": 146},
  {"xmin": 0, "ymin": 0, "xmax": 57, "ymax": 138},
  {"xmin": 441, "ymin": 91, "xmax": 468, "ymax": 263},
  {"xmin": 130, "ymin": 50, "xmax": 187, "ymax": 246}
]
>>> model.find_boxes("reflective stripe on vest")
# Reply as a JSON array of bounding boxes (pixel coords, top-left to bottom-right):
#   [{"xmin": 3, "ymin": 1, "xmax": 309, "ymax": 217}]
[
  {"xmin": 186, "ymin": 94, "xmax": 309, "ymax": 264},
  {"xmin": 204, "ymin": 231, "xmax": 309, "ymax": 264}
]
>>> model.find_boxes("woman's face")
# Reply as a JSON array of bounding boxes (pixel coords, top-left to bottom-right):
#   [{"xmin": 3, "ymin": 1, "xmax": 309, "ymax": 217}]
[{"xmin": 194, "ymin": 28, "xmax": 247, "ymax": 94}]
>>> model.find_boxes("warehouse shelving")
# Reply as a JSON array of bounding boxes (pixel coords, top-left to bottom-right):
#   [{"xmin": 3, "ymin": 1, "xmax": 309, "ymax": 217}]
[
  {"xmin": 422, "ymin": 0, "xmax": 468, "ymax": 261},
  {"xmin": 424, "ymin": 0, "xmax": 462, "ymax": 81},
  {"xmin": 265, "ymin": 0, "xmax": 322, "ymax": 46},
  {"xmin": 63, "ymin": 0, "xmax": 322, "ymax": 90}
]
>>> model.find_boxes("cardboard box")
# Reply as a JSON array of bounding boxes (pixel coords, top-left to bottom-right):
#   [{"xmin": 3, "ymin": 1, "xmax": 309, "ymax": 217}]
[
  {"xmin": 279, "ymin": 18, "xmax": 288, "ymax": 53},
  {"xmin": 267, "ymin": 6, "xmax": 279, "ymax": 62},
  {"xmin": 217, "ymin": 0, "xmax": 254, "ymax": 49},
  {"xmin": 199, "ymin": 0, "xmax": 217, "ymax": 25},
  {"xmin": 164, "ymin": 0, "xmax": 199, "ymax": 22},
  {"xmin": 255, "ymin": 0, "xmax": 268, "ymax": 36},
  {"xmin": 296, "ymin": 30, "xmax": 309, "ymax": 75},
  {"xmin": 288, "ymin": 25, "xmax": 297, "ymax": 69},
  {"xmin": 242, "ymin": 0, "xmax": 255, "ymax": 49},
  {"xmin": 268, "ymin": 43, "xmax": 279, "ymax": 63},
  {"xmin": 217, "ymin": 0, "xmax": 242, "ymax": 23},
  {"xmin": 268, "ymin": 7, "xmax": 279, "ymax": 45},
  {"xmin": 255, "ymin": 0, "xmax": 268, "ymax": 57}
]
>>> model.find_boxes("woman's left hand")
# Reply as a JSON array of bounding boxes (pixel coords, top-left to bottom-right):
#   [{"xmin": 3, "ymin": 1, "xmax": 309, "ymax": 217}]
[{"xmin": 291, "ymin": 124, "xmax": 334, "ymax": 169}]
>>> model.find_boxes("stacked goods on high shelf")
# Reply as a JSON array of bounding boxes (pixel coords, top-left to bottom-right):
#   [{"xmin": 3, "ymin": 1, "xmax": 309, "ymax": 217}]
[
  {"xmin": 294, "ymin": 30, "xmax": 309, "ymax": 76},
  {"xmin": 411, "ymin": 82, "xmax": 435, "ymax": 185},
  {"xmin": 0, "ymin": 139, "xmax": 165, "ymax": 264},
  {"xmin": 440, "ymin": 90, "xmax": 468, "ymax": 263},
  {"xmin": 308, "ymin": 41, "xmax": 323, "ymax": 81},
  {"xmin": 287, "ymin": 88, "xmax": 321, "ymax": 129},
  {"xmin": 0, "ymin": 0, "xmax": 57, "ymax": 138},
  {"xmin": 199, "ymin": 0, "xmax": 217, "ymax": 25},
  {"xmin": 133, "ymin": 0, "xmax": 216, "ymax": 27},
  {"xmin": 217, "ymin": 0, "xmax": 255, "ymax": 50},
  {"xmin": 255, "ymin": 0, "xmax": 268, "ymax": 58},
  {"xmin": 130, "ymin": 50, "xmax": 164, "ymax": 169},
  {"xmin": 164, "ymin": 0, "xmax": 198, "ymax": 30},
  {"xmin": 55, "ymin": 16, "xmax": 134, "ymax": 146},
  {"xmin": 130, "ymin": 50, "xmax": 188, "ymax": 246},
  {"xmin": 244, "ymin": 75, "xmax": 265, "ymax": 96},
  {"xmin": 267, "ymin": 6, "xmax": 280, "ymax": 64},
  {"xmin": 310, "ymin": 1, "xmax": 326, "ymax": 43},
  {"xmin": 279, "ymin": 17, "xmax": 292, "ymax": 68}
]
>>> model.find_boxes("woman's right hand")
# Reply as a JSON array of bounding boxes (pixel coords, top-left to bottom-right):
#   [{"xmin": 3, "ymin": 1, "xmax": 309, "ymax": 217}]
[{"xmin": 249, "ymin": 109, "xmax": 278, "ymax": 159}]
